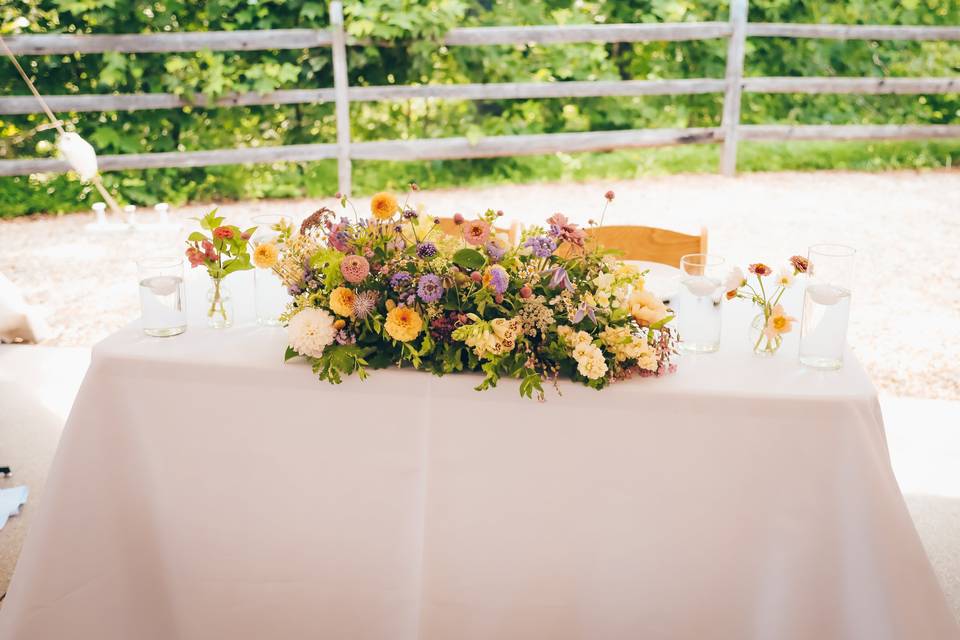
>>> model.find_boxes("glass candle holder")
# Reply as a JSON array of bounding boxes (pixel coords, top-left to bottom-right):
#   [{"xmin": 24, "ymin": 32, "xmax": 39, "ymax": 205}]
[
  {"xmin": 799, "ymin": 244, "xmax": 855, "ymax": 370},
  {"xmin": 137, "ymin": 257, "xmax": 186, "ymax": 337},
  {"xmin": 677, "ymin": 253, "xmax": 725, "ymax": 353},
  {"xmin": 251, "ymin": 214, "xmax": 292, "ymax": 326}
]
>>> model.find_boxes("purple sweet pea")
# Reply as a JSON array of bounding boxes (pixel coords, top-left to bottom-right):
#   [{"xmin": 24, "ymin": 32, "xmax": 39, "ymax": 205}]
[
  {"xmin": 523, "ymin": 235, "xmax": 557, "ymax": 258},
  {"xmin": 572, "ymin": 301, "xmax": 597, "ymax": 324},
  {"xmin": 547, "ymin": 267, "xmax": 574, "ymax": 291},
  {"xmin": 485, "ymin": 240, "xmax": 507, "ymax": 262},
  {"xmin": 417, "ymin": 274, "xmax": 445, "ymax": 303}
]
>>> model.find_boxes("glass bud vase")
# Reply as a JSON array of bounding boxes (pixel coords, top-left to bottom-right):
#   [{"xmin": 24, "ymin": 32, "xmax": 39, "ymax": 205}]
[
  {"xmin": 748, "ymin": 306, "xmax": 782, "ymax": 356},
  {"xmin": 206, "ymin": 278, "xmax": 234, "ymax": 329}
]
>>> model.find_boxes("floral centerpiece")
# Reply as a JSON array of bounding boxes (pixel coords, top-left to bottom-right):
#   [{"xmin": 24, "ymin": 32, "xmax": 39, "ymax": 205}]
[
  {"xmin": 185, "ymin": 210, "xmax": 255, "ymax": 328},
  {"xmin": 724, "ymin": 255, "xmax": 808, "ymax": 355},
  {"xmin": 274, "ymin": 186, "xmax": 677, "ymax": 399}
]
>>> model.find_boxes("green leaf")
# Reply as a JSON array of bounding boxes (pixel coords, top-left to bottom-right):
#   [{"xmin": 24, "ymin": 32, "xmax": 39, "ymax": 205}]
[
  {"xmin": 284, "ymin": 346, "xmax": 299, "ymax": 361},
  {"xmin": 452, "ymin": 248, "xmax": 485, "ymax": 271}
]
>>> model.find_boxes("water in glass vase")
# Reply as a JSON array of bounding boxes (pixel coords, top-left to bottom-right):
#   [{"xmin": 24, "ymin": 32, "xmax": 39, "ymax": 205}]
[
  {"xmin": 138, "ymin": 275, "xmax": 186, "ymax": 337},
  {"xmin": 678, "ymin": 275, "xmax": 722, "ymax": 353},
  {"xmin": 799, "ymin": 284, "xmax": 851, "ymax": 369}
]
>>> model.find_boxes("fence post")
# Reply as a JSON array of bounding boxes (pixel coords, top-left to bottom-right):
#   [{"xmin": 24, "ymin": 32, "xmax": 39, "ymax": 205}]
[
  {"xmin": 329, "ymin": 1, "xmax": 352, "ymax": 195},
  {"xmin": 720, "ymin": 0, "xmax": 748, "ymax": 176}
]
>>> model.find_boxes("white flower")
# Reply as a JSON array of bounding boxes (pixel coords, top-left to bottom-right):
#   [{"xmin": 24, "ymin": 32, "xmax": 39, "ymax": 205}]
[
  {"xmin": 594, "ymin": 272, "xmax": 615, "ymax": 290},
  {"xmin": 576, "ymin": 350, "xmax": 608, "ymax": 380},
  {"xmin": 637, "ymin": 350, "xmax": 657, "ymax": 371},
  {"xmin": 287, "ymin": 308, "xmax": 336, "ymax": 358},
  {"xmin": 724, "ymin": 266, "xmax": 746, "ymax": 293},
  {"xmin": 775, "ymin": 267, "xmax": 794, "ymax": 288}
]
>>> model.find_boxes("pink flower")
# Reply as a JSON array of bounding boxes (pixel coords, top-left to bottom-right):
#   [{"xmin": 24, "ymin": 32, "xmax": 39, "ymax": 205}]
[
  {"xmin": 463, "ymin": 220, "xmax": 490, "ymax": 246},
  {"xmin": 604, "ymin": 190, "xmax": 615, "ymax": 202},
  {"xmin": 213, "ymin": 226, "xmax": 234, "ymax": 240},
  {"xmin": 546, "ymin": 213, "xmax": 586, "ymax": 247},
  {"xmin": 185, "ymin": 247, "xmax": 205, "ymax": 268},
  {"xmin": 340, "ymin": 254, "xmax": 370, "ymax": 284},
  {"xmin": 202, "ymin": 240, "xmax": 218, "ymax": 261},
  {"xmin": 453, "ymin": 213, "xmax": 465, "ymax": 225},
  {"xmin": 789, "ymin": 255, "xmax": 809, "ymax": 274},
  {"xmin": 748, "ymin": 263, "xmax": 772, "ymax": 277}
]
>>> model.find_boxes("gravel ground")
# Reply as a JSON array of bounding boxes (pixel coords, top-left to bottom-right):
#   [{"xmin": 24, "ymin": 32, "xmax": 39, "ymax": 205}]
[{"xmin": 1, "ymin": 170, "xmax": 958, "ymax": 400}]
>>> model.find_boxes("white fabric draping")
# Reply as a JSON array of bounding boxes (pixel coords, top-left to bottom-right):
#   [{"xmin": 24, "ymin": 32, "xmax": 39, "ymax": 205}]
[{"xmin": 1, "ymin": 275, "xmax": 956, "ymax": 640}]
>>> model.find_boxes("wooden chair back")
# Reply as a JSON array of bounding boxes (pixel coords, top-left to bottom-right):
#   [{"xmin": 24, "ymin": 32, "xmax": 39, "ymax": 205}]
[
  {"xmin": 435, "ymin": 217, "xmax": 520, "ymax": 245},
  {"xmin": 584, "ymin": 225, "xmax": 708, "ymax": 267}
]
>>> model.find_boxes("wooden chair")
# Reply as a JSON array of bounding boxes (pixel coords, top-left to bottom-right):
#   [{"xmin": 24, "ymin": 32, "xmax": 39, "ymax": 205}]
[
  {"xmin": 434, "ymin": 217, "xmax": 520, "ymax": 245},
  {"xmin": 584, "ymin": 225, "xmax": 708, "ymax": 267}
]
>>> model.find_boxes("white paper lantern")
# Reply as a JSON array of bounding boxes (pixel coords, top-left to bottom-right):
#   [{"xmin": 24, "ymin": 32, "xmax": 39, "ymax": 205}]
[{"xmin": 56, "ymin": 132, "xmax": 98, "ymax": 181}]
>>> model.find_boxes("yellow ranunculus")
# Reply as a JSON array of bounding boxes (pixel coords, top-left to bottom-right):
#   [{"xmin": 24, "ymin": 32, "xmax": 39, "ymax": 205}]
[
  {"xmin": 329, "ymin": 287, "xmax": 356, "ymax": 317},
  {"xmin": 252, "ymin": 242, "xmax": 279, "ymax": 269},
  {"xmin": 385, "ymin": 306, "xmax": 423, "ymax": 342},
  {"xmin": 628, "ymin": 289, "xmax": 668, "ymax": 327},
  {"xmin": 370, "ymin": 192, "xmax": 399, "ymax": 220}
]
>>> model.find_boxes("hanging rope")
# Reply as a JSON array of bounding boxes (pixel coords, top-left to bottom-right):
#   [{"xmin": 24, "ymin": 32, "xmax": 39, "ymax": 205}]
[{"xmin": 0, "ymin": 33, "xmax": 123, "ymax": 215}]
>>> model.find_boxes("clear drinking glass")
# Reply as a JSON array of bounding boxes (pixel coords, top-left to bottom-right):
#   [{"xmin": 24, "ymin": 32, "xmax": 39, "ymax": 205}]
[
  {"xmin": 678, "ymin": 254, "xmax": 725, "ymax": 353},
  {"xmin": 137, "ymin": 257, "xmax": 186, "ymax": 337},
  {"xmin": 251, "ymin": 214, "xmax": 292, "ymax": 326},
  {"xmin": 799, "ymin": 244, "xmax": 855, "ymax": 370}
]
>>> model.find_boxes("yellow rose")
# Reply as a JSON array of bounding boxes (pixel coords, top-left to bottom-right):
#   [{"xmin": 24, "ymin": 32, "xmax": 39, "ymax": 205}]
[
  {"xmin": 385, "ymin": 306, "xmax": 423, "ymax": 342},
  {"xmin": 252, "ymin": 242, "xmax": 279, "ymax": 269},
  {"xmin": 329, "ymin": 287, "xmax": 356, "ymax": 317},
  {"xmin": 629, "ymin": 290, "xmax": 667, "ymax": 327},
  {"xmin": 370, "ymin": 192, "xmax": 399, "ymax": 220}
]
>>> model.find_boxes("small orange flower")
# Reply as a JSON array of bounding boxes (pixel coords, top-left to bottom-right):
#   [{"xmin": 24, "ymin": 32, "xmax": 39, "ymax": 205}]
[
  {"xmin": 370, "ymin": 192, "xmax": 399, "ymax": 220},
  {"xmin": 748, "ymin": 263, "xmax": 772, "ymax": 277}
]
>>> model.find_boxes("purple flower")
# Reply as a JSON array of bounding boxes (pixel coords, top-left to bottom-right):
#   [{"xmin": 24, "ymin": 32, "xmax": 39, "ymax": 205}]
[
  {"xmin": 327, "ymin": 217, "xmax": 352, "ymax": 252},
  {"xmin": 416, "ymin": 242, "xmax": 438, "ymax": 259},
  {"xmin": 334, "ymin": 329, "xmax": 356, "ymax": 345},
  {"xmin": 390, "ymin": 271, "xmax": 412, "ymax": 290},
  {"xmin": 572, "ymin": 301, "xmax": 597, "ymax": 324},
  {"xmin": 548, "ymin": 267, "xmax": 574, "ymax": 291},
  {"xmin": 483, "ymin": 265, "xmax": 509, "ymax": 295},
  {"xmin": 523, "ymin": 235, "xmax": 557, "ymax": 258},
  {"xmin": 485, "ymin": 240, "xmax": 507, "ymax": 262},
  {"xmin": 417, "ymin": 274, "xmax": 444, "ymax": 303}
]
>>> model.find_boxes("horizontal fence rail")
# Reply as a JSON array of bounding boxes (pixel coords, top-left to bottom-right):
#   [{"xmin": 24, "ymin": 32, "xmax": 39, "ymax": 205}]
[
  {"xmin": 2, "ymin": 29, "xmax": 332, "ymax": 55},
  {"xmin": 745, "ymin": 23, "xmax": 960, "ymax": 40},
  {"xmin": 2, "ymin": 0, "xmax": 959, "ymax": 185}
]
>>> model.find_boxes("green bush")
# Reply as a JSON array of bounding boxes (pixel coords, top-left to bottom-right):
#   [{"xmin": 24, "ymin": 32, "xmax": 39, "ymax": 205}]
[{"xmin": 2, "ymin": 0, "xmax": 959, "ymax": 216}]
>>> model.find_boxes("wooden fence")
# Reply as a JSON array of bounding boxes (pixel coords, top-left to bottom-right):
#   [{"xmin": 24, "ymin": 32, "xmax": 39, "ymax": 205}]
[{"xmin": 3, "ymin": 0, "xmax": 960, "ymax": 192}]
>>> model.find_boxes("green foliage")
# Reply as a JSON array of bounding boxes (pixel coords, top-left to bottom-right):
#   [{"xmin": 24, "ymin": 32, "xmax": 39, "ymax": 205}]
[{"xmin": 2, "ymin": 0, "xmax": 960, "ymax": 216}]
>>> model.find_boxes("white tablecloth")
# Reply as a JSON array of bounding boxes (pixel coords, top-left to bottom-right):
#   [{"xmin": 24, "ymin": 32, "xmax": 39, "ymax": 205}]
[{"xmin": 2, "ymin": 274, "xmax": 957, "ymax": 640}]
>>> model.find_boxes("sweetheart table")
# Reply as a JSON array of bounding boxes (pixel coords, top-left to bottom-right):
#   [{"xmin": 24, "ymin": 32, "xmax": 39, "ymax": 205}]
[{"xmin": 2, "ymin": 273, "xmax": 957, "ymax": 640}]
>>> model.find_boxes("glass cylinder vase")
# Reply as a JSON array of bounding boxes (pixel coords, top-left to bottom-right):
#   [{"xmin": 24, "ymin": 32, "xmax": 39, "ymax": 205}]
[
  {"xmin": 206, "ymin": 278, "xmax": 234, "ymax": 329},
  {"xmin": 137, "ymin": 257, "xmax": 186, "ymax": 337},
  {"xmin": 251, "ymin": 214, "xmax": 292, "ymax": 326},
  {"xmin": 677, "ymin": 253, "xmax": 725, "ymax": 353},
  {"xmin": 799, "ymin": 244, "xmax": 855, "ymax": 370}
]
